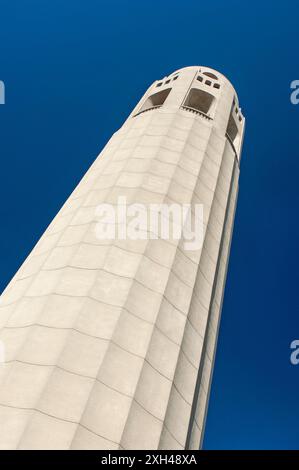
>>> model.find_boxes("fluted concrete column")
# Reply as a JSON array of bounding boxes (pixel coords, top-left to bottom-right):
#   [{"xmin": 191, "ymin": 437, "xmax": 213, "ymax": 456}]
[{"xmin": 0, "ymin": 66, "xmax": 245, "ymax": 450}]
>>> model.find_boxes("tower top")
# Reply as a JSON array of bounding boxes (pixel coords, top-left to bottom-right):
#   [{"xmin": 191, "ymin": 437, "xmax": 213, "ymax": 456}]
[
  {"xmin": 129, "ymin": 65, "xmax": 245, "ymax": 159},
  {"xmin": 159, "ymin": 65, "xmax": 241, "ymax": 105}
]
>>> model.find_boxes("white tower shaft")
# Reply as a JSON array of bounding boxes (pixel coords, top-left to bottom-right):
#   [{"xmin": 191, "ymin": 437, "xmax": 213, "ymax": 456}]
[{"xmin": 0, "ymin": 66, "xmax": 244, "ymax": 449}]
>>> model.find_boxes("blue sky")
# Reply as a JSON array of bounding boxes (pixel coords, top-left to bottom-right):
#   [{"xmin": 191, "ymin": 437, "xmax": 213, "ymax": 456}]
[{"xmin": 1, "ymin": 0, "xmax": 299, "ymax": 449}]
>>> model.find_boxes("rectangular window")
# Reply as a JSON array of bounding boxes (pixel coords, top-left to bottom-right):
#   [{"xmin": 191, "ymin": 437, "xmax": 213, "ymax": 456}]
[{"xmin": 183, "ymin": 88, "xmax": 215, "ymax": 115}]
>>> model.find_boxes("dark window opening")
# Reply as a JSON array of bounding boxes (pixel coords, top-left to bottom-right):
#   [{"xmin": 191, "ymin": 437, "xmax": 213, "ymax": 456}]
[
  {"xmin": 156, "ymin": 82, "xmax": 162, "ymax": 87},
  {"xmin": 197, "ymin": 76, "xmax": 203, "ymax": 82},
  {"xmin": 226, "ymin": 109, "xmax": 239, "ymax": 144},
  {"xmin": 202, "ymin": 71, "xmax": 218, "ymax": 80},
  {"xmin": 213, "ymin": 83, "xmax": 220, "ymax": 89},
  {"xmin": 205, "ymin": 80, "xmax": 212, "ymax": 86},
  {"xmin": 183, "ymin": 88, "xmax": 215, "ymax": 115},
  {"xmin": 139, "ymin": 88, "xmax": 171, "ymax": 113}
]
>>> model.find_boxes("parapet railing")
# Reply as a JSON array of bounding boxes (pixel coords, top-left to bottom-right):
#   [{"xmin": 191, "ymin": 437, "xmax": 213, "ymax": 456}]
[
  {"xmin": 133, "ymin": 105, "xmax": 162, "ymax": 117},
  {"xmin": 180, "ymin": 105, "xmax": 212, "ymax": 121}
]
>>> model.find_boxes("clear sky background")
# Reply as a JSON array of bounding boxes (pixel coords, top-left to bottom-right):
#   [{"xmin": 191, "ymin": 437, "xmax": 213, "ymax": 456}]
[{"xmin": 1, "ymin": 0, "xmax": 299, "ymax": 449}]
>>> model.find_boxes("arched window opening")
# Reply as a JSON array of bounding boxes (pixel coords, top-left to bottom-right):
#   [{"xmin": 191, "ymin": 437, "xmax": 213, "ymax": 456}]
[
  {"xmin": 139, "ymin": 88, "xmax": 171, "ymax": 113},
  {"xmin": 202, "ymin": 71, "xmax": 218, "ymax": 80},
  {"xmin": 183, "ymin": 88, "xmax": 215, "ymax": 115}
]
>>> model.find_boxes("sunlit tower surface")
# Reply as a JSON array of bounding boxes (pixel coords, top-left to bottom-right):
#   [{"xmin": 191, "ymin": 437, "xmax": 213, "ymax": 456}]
[{"xmin": 0, "ymin": 66, "xmax": 244, "ymax": 449}]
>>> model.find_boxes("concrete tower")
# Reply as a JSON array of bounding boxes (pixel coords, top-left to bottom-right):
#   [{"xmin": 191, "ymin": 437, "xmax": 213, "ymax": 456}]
[{"xmin": 0, "ymin": 66, "xmax": 244, "ymax": 450}]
